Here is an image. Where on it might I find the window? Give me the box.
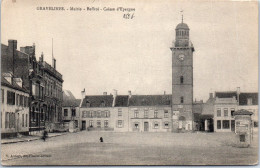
[154,122,159,129]
[5,112,9,128]
[7,91,15,105]
[224,108,228,117]
[89,120,93,127]
[100,101,105,107]
[222,120,230,129]
[180,96,184,104]
[180,76,184,84]
[231,109,235,117]
[217,109,221,117]
[22,114,24,127]
[64,109,68,116]
[247,98,253,105]
[20,95,24,106]
[97,120,101,127]
[117,120,123,128]
[90,111,93,118]
[41,108,44,121]
[72,109,76,117]
[82,111,87,118]
[164,122,169,129]
[164,110,168,118]
[104,120,109,127]
[86,101,90,107]
[154,110,158,118]
[105,111,110,117]
[134,123,139,129]
[217,120,221,129]
[25,114,28,127]
[144,110,148,118]
[1,89,4,103]
[118,109,122,117]
[240,134,245,142]
[134,110,139,118]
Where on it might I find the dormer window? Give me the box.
[100,101,105,107]
[247,98,253,105]
[86,101,90,107]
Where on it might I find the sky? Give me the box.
[1,0,258,101]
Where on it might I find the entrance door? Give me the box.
[144,122,149,132]
[82,121,86,130]
[231,120,235,132]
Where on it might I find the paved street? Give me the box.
[1,131,258,166]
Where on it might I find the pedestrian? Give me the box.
[42,129,48,142]
[100,137,103,142]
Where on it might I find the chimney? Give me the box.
[8,40,17,51]
[112,89,117,107]
[81,88,86,99]
[103,92,107,95]
[128,90,132,97]
[209,93,213,99]
[79,88,86,108]
[40,52,44,62]
[13,78,23,88]
[52,58,56,69]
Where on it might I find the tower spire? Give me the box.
[52,38,54,60]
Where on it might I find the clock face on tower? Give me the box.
[178,54,185,61]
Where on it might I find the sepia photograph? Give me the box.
[0,0,258,166]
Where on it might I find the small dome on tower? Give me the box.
[176,23,189,30]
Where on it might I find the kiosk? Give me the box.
[233,109,253,148]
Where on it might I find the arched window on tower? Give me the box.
[180,76,184,84]
[180,96,184,104]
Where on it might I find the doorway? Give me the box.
[231,120,235,132]
[144,122,149,132]
[82,121,86,130]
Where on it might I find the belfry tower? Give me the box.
[170,14,194,132]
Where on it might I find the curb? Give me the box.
[1,133,66,145]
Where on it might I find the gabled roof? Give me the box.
[239,92,258,105]
[81,95,114,108]
[1,75,29,93]
[114,95,129,107]
[129,95,171,106]
[62,99,81,107]
[215,91,237,99]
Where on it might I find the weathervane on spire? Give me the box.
[180,10,184,23]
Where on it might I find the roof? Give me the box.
[176,23,189,30]
[114,95,129,107]
[129,95,171,106]
[239,93,258,105]
[233,109,253,116]
[63,90,76,100]
[81,95,114,108]
[1,75,29,93]
[62,99,81,107]
[215,91,237,99]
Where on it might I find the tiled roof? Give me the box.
[62,99,81,107]
[215,91,237,99]
[129,95,171,106]
[114,95,129,107]
[233,109,253,115]
[239,93,258,105]
[81,95,114,108]
[1,75,29,93]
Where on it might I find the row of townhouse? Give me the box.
[1,39,63,137]
[62,88,258,133]
[62,90,172,132]
[194,89,258,133]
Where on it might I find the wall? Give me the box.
[1,85,29,137]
